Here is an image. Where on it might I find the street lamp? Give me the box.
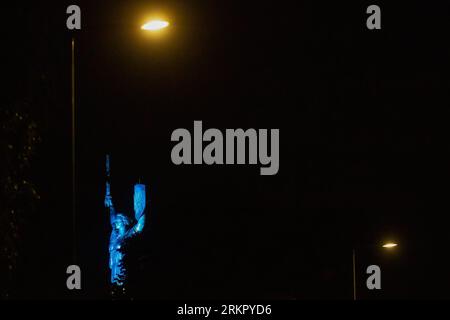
[352,242,398,300]
[382,242,398,249]
[141,19,170,31]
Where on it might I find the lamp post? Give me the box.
[71,37,76,263]
[352,249,356,300]
[352,242,398,300]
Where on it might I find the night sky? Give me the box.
[4,1,450,299]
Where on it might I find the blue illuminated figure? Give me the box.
[104,155,146,287]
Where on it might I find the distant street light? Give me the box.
[352,241,399,300]
[141,19,170,31]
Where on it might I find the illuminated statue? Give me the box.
[104,155,146,287]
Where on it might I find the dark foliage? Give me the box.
[0,101,41,298]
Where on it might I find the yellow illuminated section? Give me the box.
[141,20,169,31]
[382,242,398,249]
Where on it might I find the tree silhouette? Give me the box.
[0,100,41,298]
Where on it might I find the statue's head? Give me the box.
[113,213,131,236]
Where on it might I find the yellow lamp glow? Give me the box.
[382,242,398,249]
[141,20,169,31]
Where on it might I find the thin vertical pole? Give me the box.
[72,37,77,263]
[352,249,356,300]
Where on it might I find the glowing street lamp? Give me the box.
[141,19,170,31]
[382,242,398,249]
[352,241,399,300]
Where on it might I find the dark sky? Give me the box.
[5,1,450,299]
